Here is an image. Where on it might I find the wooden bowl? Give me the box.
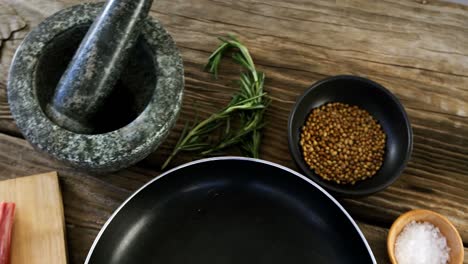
[387,209,464,264]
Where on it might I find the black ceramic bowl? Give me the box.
[288,75,412,197]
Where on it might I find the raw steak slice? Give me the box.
[0,203,15,264]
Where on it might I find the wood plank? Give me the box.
[0,172,67,264]
[358,222,390,263]
[1,132,467,264]
[0,0,466,263]
[151,0,468,242]
[0,2,26,49]
[0,133,153,264]
[0,133,393,263]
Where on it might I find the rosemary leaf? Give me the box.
[162,36,268,170]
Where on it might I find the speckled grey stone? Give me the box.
[8,3,184,171]
[51,0,153,133]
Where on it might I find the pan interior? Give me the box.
[87,159,373,264]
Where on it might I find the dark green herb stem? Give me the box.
[162,36,268,170]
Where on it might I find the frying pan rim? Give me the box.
[84,156,377,264]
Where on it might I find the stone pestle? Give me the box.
[47,0,154,134]
[8,1,184,171]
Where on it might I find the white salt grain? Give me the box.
[395,221,450,264]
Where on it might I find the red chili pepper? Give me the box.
[0,203,15,264]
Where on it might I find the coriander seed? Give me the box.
[300,102,386,185]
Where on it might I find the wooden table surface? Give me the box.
[1,0,467,263]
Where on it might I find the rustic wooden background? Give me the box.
[0,0,467,263]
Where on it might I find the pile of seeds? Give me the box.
[300,102,386,184]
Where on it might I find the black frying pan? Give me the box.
[85,157,376,264]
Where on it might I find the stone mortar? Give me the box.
[8,3,184,171]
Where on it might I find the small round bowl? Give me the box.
[387,209,464,264]
[288,75,412,196]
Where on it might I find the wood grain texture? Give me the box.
[0,0,467,263]
[0,3,26,49]
[0,133,155,264]
[0,172,67,264]
[0,134,463,263]
[0,133,400,264]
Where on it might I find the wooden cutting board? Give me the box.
[0,172,67,264]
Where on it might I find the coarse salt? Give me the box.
[395,221,450,264]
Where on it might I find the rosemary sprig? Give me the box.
[162,36,268,170]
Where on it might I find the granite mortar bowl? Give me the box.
[7,3,184,171]
[288,75,412,197]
